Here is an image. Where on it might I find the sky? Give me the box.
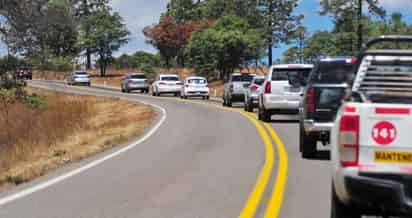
[1,0,412,59]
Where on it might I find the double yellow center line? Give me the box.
[217,107,289,218]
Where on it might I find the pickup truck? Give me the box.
[223,73,255,107]
[331,36,412,218]
[300,57,356,158]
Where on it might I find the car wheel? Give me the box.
[227,98,232,107]
[259,106,270,122]
[302,134,317,158]
[244,101,248,111]
[331,185,361,218]
[247,102,254,112]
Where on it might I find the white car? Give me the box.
[152,74,183,97]
[258,64,313,121]
[331,36,412,218]
[180,76,210,100]
[67,71,91,86]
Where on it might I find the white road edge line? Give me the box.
[0,90,167,207]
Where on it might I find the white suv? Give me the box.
[331,36,412,218]
[258,64,313,121]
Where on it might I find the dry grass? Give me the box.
[0,88,155,191]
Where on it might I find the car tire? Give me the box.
[227,98,232,107]
[244,101,248,111]
[331,185,361,218]
[259,106,270,122]
[247,101,254,112]
[302,133,317,158]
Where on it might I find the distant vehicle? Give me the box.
[258,64,313,122]
[223,73,256,107]
[180,76,210,100]
[15,67,32,80]
[244,75,265,112]
[67,71,91,86]
[152,74,183,97]
[121,73,149,93]
[331,35,412,218]
[300,57,356,158]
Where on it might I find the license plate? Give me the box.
[289,87,301,92]
[374,150,412,163]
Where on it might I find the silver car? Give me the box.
[223,73,256,107]
[244,75,265,112]
[121,73,149,93]
[67,71,91,86]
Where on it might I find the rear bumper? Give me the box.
[303,120,334,133]
[262,94,301,110]
[345,174,412,215]
[126,84,148,90]
[158,86,181,93]
[230,93,245,102]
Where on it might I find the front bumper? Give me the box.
[345,174,412,215]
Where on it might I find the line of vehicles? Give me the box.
[223,35,412,218]
[63,35,412,218]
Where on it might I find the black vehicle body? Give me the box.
[300,57,356,158]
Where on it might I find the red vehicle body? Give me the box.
[15,67,32,80]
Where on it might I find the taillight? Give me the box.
[305,88,315,114]
[265,82,271,94]
[251,85,259,91]
[339,115,359,167]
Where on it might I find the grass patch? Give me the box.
[0,88,155,190]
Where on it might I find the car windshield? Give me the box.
[188,79,206,84]
[232,74,254,82]
[162,76,179,81]
[130,74,146,79]
[254,78,265,85]
[311,62,354,84]
[272,68,312,85]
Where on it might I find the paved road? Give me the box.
[0,80,332,218]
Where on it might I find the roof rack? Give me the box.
[364,35,412,50]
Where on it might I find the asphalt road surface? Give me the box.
[0,80,331,218]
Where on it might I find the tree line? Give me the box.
[143,0,409,79]
[0,0,129,77]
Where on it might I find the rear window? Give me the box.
[161,76,179,81]
[272,68,312,85]
[355,55,412,104]
[130,74,146,79]
[188,79,207,84]
[232,74,254,82]
[253,78,265,85]
[311,62,354,84]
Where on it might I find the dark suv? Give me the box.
[300,57,357,158]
